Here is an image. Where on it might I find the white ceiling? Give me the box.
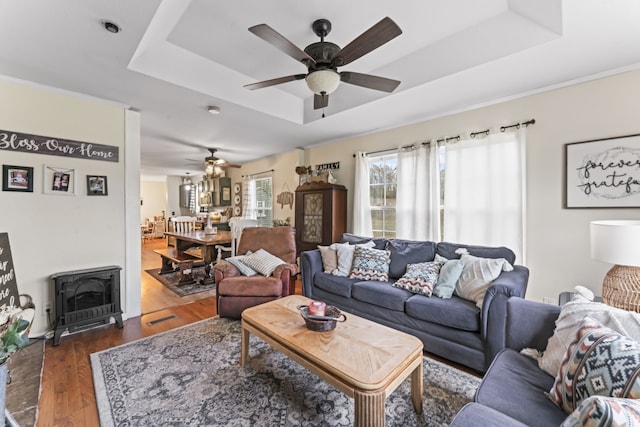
[1,0,639,178]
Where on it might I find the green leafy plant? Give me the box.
[0,315,30,365]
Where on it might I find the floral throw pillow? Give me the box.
[549,316,640,413]
[392,261,444,297]
[348,246,391,281]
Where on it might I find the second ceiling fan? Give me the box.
[244,17,402,110]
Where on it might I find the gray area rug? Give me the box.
[91,318,480,426]
[145,267,216,297]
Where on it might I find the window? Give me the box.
[368,154,397,237]
[243,175,273,227]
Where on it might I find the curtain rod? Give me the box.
[241,169,274,178]
[353,118,536,157]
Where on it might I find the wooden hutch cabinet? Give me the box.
[295,182,347,255]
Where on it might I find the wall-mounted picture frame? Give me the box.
[565,133,640,208]
[43,165,76,195]
[87,175,108,196]
[2,165,34,192]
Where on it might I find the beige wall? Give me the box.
[0,78,139,336]
[234,69,640,303]
[141,180,167,223]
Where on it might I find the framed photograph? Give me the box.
[2,165,34,192]
[565,133,640,208]
[44,165,76,195]
[87,175,108,196]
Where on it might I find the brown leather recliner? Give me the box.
[213,226,297,318]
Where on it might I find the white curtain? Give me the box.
[396,141,441,241]
[443,128,526,262]
[241,176,256,220]
[353,152,373,236]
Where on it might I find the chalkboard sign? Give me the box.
[0,233,21,310]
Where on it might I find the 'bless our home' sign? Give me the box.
[0,129,119,162]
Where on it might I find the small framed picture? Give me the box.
[2,165,34,192]
[87,175,108,196]
[43,165,76,195]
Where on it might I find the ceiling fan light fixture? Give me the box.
[305,70,340,95]
[205,163,215,175]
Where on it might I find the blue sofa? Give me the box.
[450,298,567,426]
[300,234,530,372]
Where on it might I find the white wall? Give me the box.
[0,78,138,336]
[141,180,167,223]
[235,70,640,303]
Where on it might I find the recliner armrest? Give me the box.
[213,260,241,283]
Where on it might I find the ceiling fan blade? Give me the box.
[340,71,400,93]
[314,93,329,110]
[218,162,242,168]
[249,24,316,65]
[331,17,402,67]
[244,74,306,90]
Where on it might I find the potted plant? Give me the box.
[0,305,31,417]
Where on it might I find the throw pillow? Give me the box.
[561,396,640,427]
[225,255,258,276]
[240,249,285,277]
[317,245,338,274]
[432,254,464,299]
[548,316,640,413]
[454,248,513,308]
[330,241,375,276]
[349,246,391,281]
[392,261,443,296]
[538,298,640,377]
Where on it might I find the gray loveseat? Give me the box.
[450,298,566,426]
[300,234,530,372]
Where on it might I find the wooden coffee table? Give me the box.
[241,295,424,427]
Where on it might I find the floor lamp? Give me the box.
[590,220,640,312]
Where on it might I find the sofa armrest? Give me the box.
[481,265,530,368]
[301,250,323,298]
[505,298,560,352]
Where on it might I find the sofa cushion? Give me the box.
[433,254,464,298]
[561,396,640,427]
[436,241,516,265]
[386,239,436,279]
[351,281,412,312]
[330,241,375,276]
[349,246,391,281]
[476,349,567,426]
[340,233,387,249]
[539,297,640,377]
[454,249,513,308]
[317,245,338,273]
[451,403,529,427]
[392,261,443,297]
[405,294,480,331]
[549,317,640,413]
[313,272,357,298]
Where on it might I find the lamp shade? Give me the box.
[305,70,340,95]
[590,220,640,267]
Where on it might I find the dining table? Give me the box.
[163,230,232,265]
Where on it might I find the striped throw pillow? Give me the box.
[240,249,285,277]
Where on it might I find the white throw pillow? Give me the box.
[329,241,375,276]
[240,249,285,277]
[454,248,513,308]
[317,245,338,274]
[537,296,640,377]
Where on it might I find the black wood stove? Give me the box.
[51,265,123,346]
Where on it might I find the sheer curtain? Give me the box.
[443,128,526,262]
[396,141,441,241]
[353,152,373,236]
[241,176,256,220]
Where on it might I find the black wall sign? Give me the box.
[0,129,119,162]
[0,233,21,310]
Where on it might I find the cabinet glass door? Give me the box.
[303,193,323,243]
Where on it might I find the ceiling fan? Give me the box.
[244,17,402,110]
[187,148,241,175]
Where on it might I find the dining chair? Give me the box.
[170,216,197,233]
[215,218,258,263]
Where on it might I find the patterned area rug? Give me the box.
[91,318,480,426]
[145,267,216,297]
